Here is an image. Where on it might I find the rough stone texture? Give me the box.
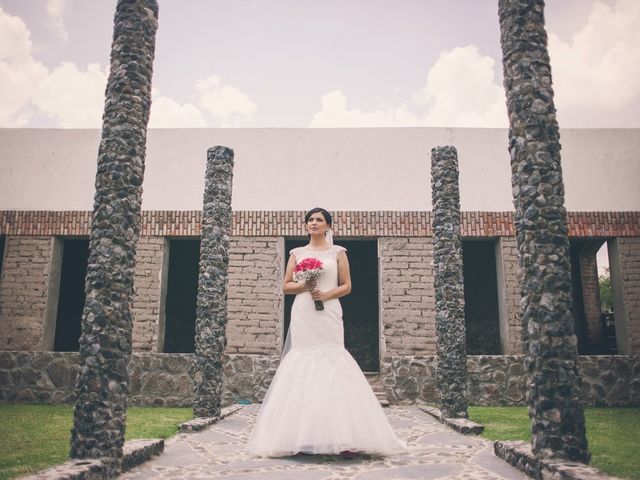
[0,237,57,351]
[21,458,106,480]
[132,236,167,352]
[496,237,523,354]
[69,0,158,475]
[431,145,469,418]
[128,353,193,406]
[121,439,165,473]
[495,440,625,480]
[419,404,485,435]
[578,355,640,406]
[499,0,590,462]
[2,351,638,408]
[191,146,235,418]
[226,236,283,354]
[379,237,436,355]
[466,356,529,406]
[0,351,282,406]
[179,404,242,432]
[380,355,437,403]
[220,352,280,405]
[22,439,164,480]
[379,354,640,407]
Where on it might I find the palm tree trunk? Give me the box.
[69,0,158,475]
[431,145,468,418]
[498,0,590,462]
[191,146,235,418]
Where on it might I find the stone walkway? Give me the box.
[120,405,529,480]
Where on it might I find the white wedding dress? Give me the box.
[246,244,406,457]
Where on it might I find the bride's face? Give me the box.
[306,212,329,235]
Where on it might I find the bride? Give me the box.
[246,207,406,457]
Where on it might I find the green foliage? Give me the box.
[468,406,640,480]
[0,404,192,480]
[599,268,613,312]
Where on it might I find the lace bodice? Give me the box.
[290,244,347,291]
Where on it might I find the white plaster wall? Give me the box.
[0,128,638,212]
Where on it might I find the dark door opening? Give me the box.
[54,239,89,352]
[284,238,380,372]
[462,240,501,355]
[164,239,200,353]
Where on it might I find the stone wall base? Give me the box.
[0,351,279,407]
[380,355,640,406]
[21,439,164,480]
[1,351,638,407]
[494,440,624,480]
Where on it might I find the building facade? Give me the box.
[1,128,639,406]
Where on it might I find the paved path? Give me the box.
[120,405,529,480]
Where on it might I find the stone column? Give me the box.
[498,0,589,462]
[69,0,158,475]
[191,146,234,418]
[431,145,468,418]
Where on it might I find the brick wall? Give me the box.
[3,210,640,238]
[618,238,640,353]
[131,236,168,352]
[0,237,59,351]
[496,237,521,354]
[579,244,604,346]
[226,237,283,354]
[379,237,436,355]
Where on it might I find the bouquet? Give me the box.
[293,257,324,311]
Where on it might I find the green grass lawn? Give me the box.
[0,404,192,480]
[469,406,640,480]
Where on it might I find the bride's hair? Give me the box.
[304,207,332,227]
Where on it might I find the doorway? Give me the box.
[54,238,89,352]
[462,240,501,354]
[283,238,380,372]
[163,239,200,353]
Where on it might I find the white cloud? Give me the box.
[0,8,249,130]
[0,7,48,127]
[310,90,421,127]
[195,75,257,127]
[149,92,208,128]
[46,0,69,42]
[310,45,507,128]
[32,62,108,128]
[415,45,507,127]
[549,0,640,126]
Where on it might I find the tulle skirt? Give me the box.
[245,344,406,457]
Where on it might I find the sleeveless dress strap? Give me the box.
[289,246,304,257]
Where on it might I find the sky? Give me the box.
[0,0,639,129]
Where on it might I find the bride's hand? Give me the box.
[306,279,317,291]
[310,289,330,302]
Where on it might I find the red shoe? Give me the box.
[339,450,357,459]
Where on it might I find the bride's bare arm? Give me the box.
[283,254,311,294]
[310,250,352,302]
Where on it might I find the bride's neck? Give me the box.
[308,234,329,248]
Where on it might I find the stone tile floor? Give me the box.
[119,405,529,479]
